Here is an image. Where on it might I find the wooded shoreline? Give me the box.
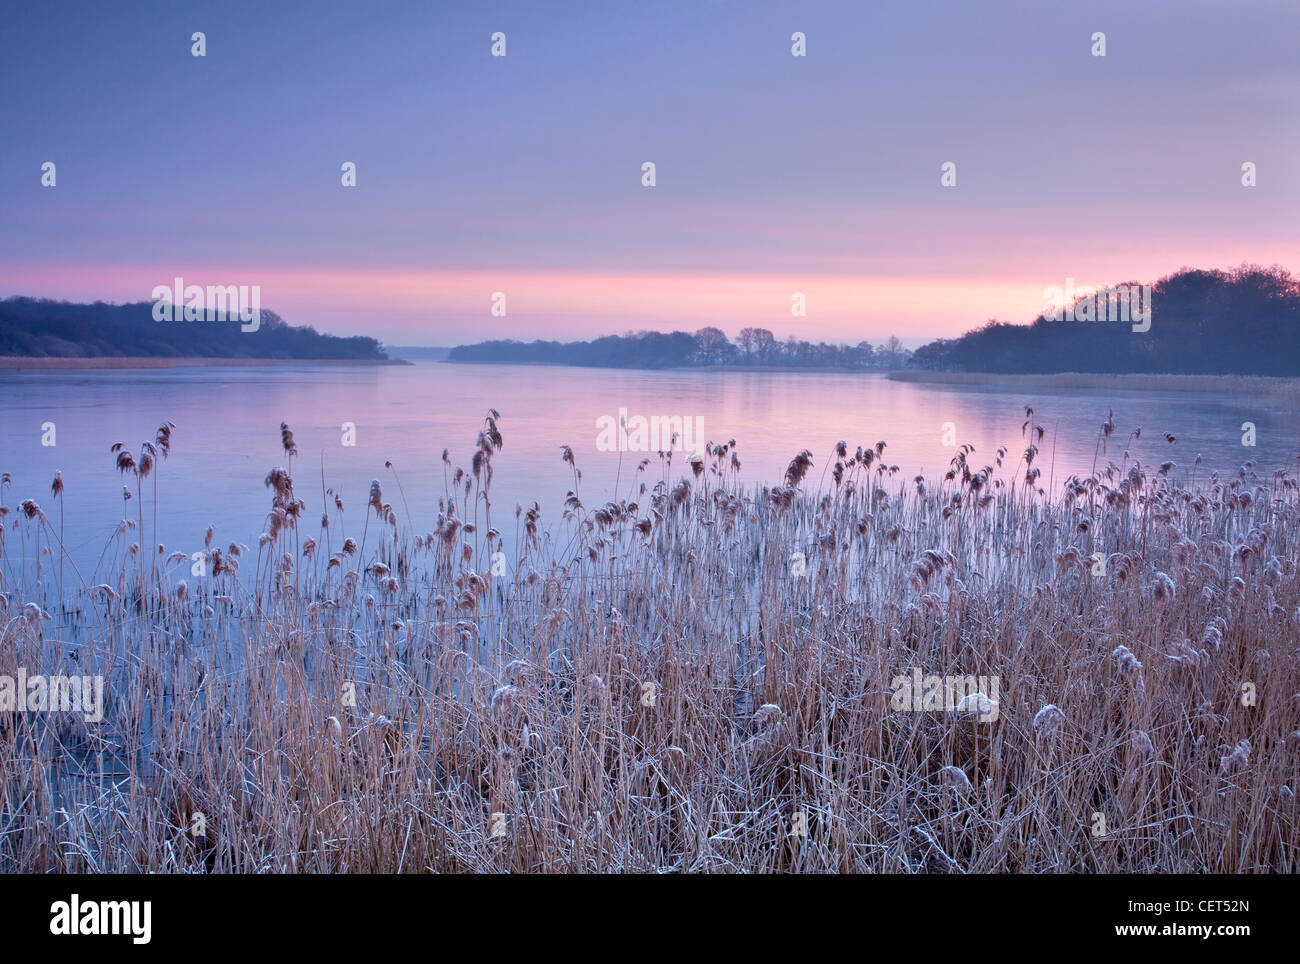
[889,369,1300,399]
[0,356,411,371]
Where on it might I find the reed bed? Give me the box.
[0,409,1296,873]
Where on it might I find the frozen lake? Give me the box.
[1,361,1295,582]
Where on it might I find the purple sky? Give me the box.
[2,0,1297,345]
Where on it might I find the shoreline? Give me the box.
[446,358,904,374]
[889,369,1300,399]
[0,356,411,372]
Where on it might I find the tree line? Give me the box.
[0,298,389,361]
[449,327,914,370]
[910,265,1300,375]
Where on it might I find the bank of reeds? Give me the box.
[0,409,1296,872]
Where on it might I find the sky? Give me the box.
[1,0,1297,346]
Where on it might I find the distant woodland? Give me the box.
[0,298,389,361]
[8,264,1294,375]
[909,265,1299,375]
[449,265,1299,376]
[450,329,914,370]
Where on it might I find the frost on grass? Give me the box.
[0,411,1297,873]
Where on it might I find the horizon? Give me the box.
[0,259,1276,353]
[3,0,1297,345]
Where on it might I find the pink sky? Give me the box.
[3,2,1298,346]
[6,238,1299,346]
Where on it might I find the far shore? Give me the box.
[446,358,909,374]
[0,356,411,372]
[889,369,1300,399]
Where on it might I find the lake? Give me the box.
[1,362,1296,583]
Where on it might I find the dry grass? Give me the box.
[0,409,1296,873]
